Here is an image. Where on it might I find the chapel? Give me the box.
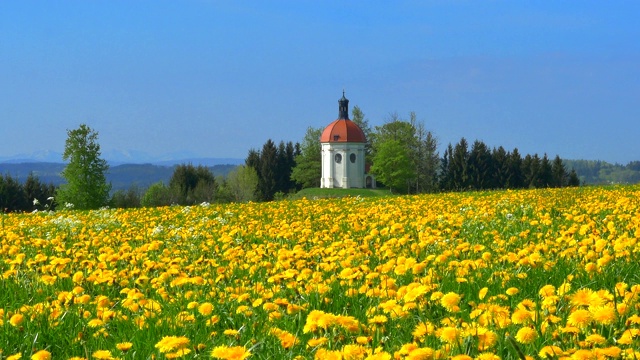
[320,93,375,189]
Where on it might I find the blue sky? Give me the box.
[1,1,639,164]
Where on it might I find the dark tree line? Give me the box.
[246,140,301,201]
[440,138,580,191]
[0,173,57,212]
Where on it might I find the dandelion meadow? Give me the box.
[1,185,639,359]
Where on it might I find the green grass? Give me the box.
[288,187,393,200]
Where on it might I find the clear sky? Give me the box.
[1,1,639,164]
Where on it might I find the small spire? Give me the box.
[338,91,349,119]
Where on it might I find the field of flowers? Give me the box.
[1,185,639,359]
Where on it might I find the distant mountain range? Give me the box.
[0,162,241,191]
[0,149,244,166]
[0,150,244,191]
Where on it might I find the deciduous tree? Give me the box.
[371,139,415,193]
[291,127,322,189]
[56,124,111,209]
[224,165,259,202]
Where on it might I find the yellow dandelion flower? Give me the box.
[210,345,251,360]
[567,309,591,328]
[506,287,519,296]
[40,274,57,285]
[91,350,114,360]
[368,315,388,324]
[571,349,595,360]
[403,284,430,302]
[539,345,564,359]
[406,347,435,360]
[307,337,329,347]
[514,327,537,344]
[223,329,240,336]
[590,305,616,325]
[511,309,532,324]
[116,342,133,351]
[617,302,629,315]
[627,314,640,325]
[166,348,191,359]
[596,347,621,358]
[570,288,597,307]
[412,322,434,338]
[87,319,104,328]
[342,344,367,359]
[314,348,342,360]
[439,326,459,344]
[476,328,498,350]
[9,313,24,327]
[478,287,489,300]
[560,326,580,334]
[450,355,472,360]
[30,350,51,360]
[476,353,500,360]
[154,336,190,353]
[7,354,22,360]
[364,351,392,360]
[270,328,298,349]
[584,334,606,345]
[440,292,461,312]
[538,285,555,298]
[142,299,162,312]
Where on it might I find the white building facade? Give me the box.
[320,93,375,189]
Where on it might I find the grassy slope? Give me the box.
[289,187,393,200]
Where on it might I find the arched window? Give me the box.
[335,153,342,164]
[350,153,356,163]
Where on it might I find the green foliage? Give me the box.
[23,174,57,211]
[551,155,568,187]
[467,140,493,190]
[450,138,470,190]
[0,174,28,212]
[258,139,278,201]
[141,182,172,207]
[369,114,439,194]
[371,139,415,193]
[246,139,299,201]
[0,173,56,212]
[110,184,142,208]
[56,124,111,210]
[411,115,440,193]
[168,164,218,205]
[222,165,259,202]
[351,105,373,162]
[441,140,581,191]
[291,127,322,189]
[563,159,640,184]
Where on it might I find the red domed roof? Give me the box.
[320,119,367,143]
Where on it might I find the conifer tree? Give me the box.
[551,155,568,187]
[467,140,492,190]
[492,146,509,189]
[538,154,554,188]
[506,148,525,189]
[450,138,470,190]
[258,139,278,201]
